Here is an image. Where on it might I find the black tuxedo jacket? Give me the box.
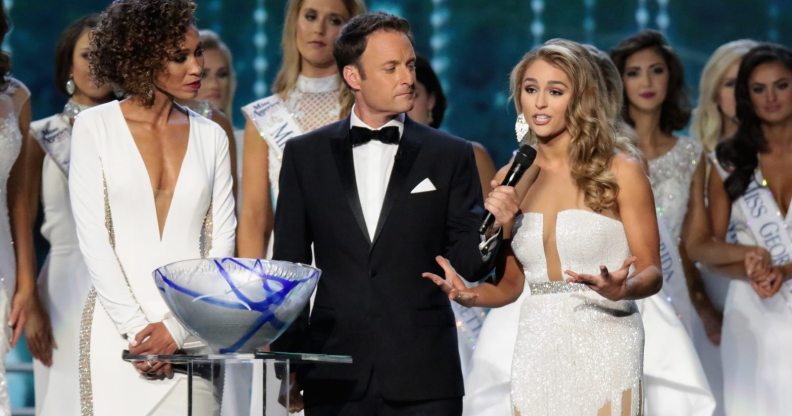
[271,116,496,404]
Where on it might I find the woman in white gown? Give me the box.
[705,43,792,416]
[424,40,662,416]
[610,30,714,415]
[0,64,37,416]
[28,15,115,415]
[237,0,366,258]
[70,1,236,414]
[686,39,759,416]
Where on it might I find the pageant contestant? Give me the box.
[611,30,714,414]
[69,0,236,413]
[28,15,114,416]
[707,43,792,416]
[237,0,365,258]
[686,38,759,415]
[0,1,37,413]
[426,40,661,415]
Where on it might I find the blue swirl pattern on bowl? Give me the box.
[154,258,320,353]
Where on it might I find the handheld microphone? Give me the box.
[478,145,537,234]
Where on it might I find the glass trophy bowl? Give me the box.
[153,258,320,353]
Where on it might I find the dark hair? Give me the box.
[90,0,196,107]
[415,55,446,128]
[333,12,412,86]
[716,43,792,201]
[55,14,101,96]
[0,0,11,89]
[610,29,690,135]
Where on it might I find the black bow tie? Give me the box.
[349,126,400,147]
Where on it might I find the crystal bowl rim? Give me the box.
[153,257,321,277]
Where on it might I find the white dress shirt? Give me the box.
[349,106,404,240]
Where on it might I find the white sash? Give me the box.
[656,213,693,332]
[241,95,304,158]
[711,157,792,309]
[31,115,71,176]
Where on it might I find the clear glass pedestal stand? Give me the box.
[123,350,352,415]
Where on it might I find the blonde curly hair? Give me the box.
[510,40,620,212]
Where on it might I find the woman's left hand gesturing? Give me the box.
[564,256,638,301]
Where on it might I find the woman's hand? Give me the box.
[278,373,304,413]
[129,322,178,379]
[483,180,520,231]
[745,250,784,298]
[697,304,723,346]
[750,266,783,299]
[8,285,32,347]
[24,296,55,366]
[564,256,638,301]
[745,248,772,283]
[422,256,479,307]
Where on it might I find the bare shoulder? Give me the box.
[611,152,648,183]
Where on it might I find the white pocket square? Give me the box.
[411,178,436,194]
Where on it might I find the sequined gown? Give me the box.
[0,78,29,415]
[641,138,715,415]
[510,210,644,416]
[69,101,236,415]
[647,137,701,330]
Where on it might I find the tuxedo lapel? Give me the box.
[330,119,370,244]
[371,119,422,249]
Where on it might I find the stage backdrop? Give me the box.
[5,0,792,413]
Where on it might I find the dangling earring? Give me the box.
[66,75,76,96]
[426,109,434,125]
[515,113,529,143]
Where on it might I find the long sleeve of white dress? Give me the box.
[69,116,150,343]
[207,125,236,258]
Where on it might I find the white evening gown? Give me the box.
[0,78,29,416]
[721,167,792,416]
[642,137,715,415]
[30,111,91,415]
[69,101,236,415]
[510,210,644,416]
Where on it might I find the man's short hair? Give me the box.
[333,12,413,81]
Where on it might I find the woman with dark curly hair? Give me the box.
[68,0,235,414]
[238,0,365,258]
[26,14,114,415]
[0,0,37,414]
[704,43,792,415]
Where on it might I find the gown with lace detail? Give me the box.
[510,210,644,416]
[0,78,29,415]
[255,74,341,200]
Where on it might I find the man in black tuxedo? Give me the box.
[272,12,513,416]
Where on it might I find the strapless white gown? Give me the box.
[510,210,644,415]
